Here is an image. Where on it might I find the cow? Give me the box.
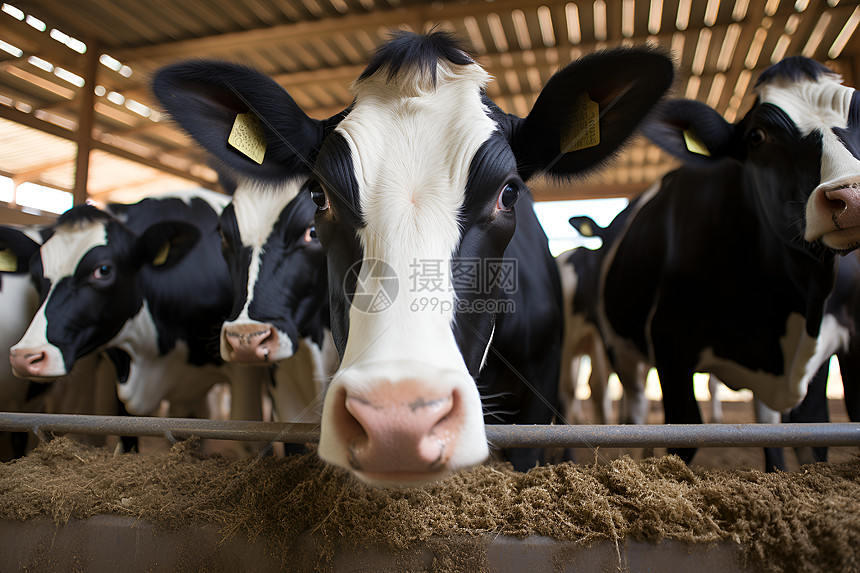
[152,31,675,486]
[594,56,860,464]
[0,225,124,458]
[0,225,43,458]
[9,192,268,424]
[557,212,647,428]
[213,178,337,424]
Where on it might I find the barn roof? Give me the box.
[0,0,857,220]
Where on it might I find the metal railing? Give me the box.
[1,412,860,449]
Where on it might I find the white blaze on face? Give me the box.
[317,60,497,479]
[220,179,306,362]
[758,74,860,247]
[12,221,108,374]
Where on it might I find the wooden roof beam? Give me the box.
[0,104,216,189]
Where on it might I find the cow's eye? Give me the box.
[496,183,519,212]
[747,128,767,147]
[303,226,316,243]
[93,264,112,280]
[309,183,329,211]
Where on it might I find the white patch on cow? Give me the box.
[697,312,848,412]
[759,74,860,245]
[41,220,107,284]
[0,273,40,406]
[220,180,306,362]
[318,59,496,480]
[113,302,230,415]
[270,336,329,423]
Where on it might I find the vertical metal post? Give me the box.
[73,40,98,206]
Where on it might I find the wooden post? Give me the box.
[73,40,98,205]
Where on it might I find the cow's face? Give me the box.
[310,34,672,485]
[643,57,860,253]
[10,207,197,380]
[151,33,673,486]
[757,71,859,251]
[219,179,327,364]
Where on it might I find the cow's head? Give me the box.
[217,182,327,363]
[152,62,338,366]
[643,56,860,253]
[152,32,673,485]
[9,205,199,381]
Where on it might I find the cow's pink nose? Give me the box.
[222,322,276,363]
[333,381,463,477]
[10,348,47,378]
[822,185,860,229]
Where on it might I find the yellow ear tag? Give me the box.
[561,93,601,153]
[579,221,594,237]
[228,112,267,164]
[683,129,710,156]
[152,242,170,266]
[0,249,17,272]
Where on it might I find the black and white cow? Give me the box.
[9,192,267,420]
[595,56,860,463]
[0,225,124,458]
[0,225,44,458]
[153,32,674,485]
[153,63,341,423]
[216,180,338,423]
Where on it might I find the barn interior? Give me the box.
[1,0,856,404]
[1,0,856,215]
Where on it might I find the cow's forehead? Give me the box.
[231,180,304,248]
[336,62,497,242]
[757,75,854,135]
[41,221,107,283]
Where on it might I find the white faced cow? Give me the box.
[9,192,267,420]
[594,56,860,464]
[153,32,673,486]
[152,63,342,424]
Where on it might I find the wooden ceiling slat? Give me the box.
[146,0,217,38]
[24,1,125,47]
[267,0,306,22]
[85,0,166,45]
[243,0,286,26]
[208,0,265,30]
[181,0,238,32]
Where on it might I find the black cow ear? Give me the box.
[568,216,602,239]
[134,221,200,270]
[640,99,739,163]
[511,47,674,181]
[152,61,343,183]
[0,226,41,273]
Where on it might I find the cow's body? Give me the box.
[597,57,860,462]
[152,32,674,485]
[10,192,267,420]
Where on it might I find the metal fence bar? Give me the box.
[1,412,860,449]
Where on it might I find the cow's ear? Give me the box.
[511,47,674,181]
[152,61,342,183]
[133,221,200,270]
[640,99,739,163]
[568,216,602,239]
[0,226,41,273]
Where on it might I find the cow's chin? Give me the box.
[819,226,860,253]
